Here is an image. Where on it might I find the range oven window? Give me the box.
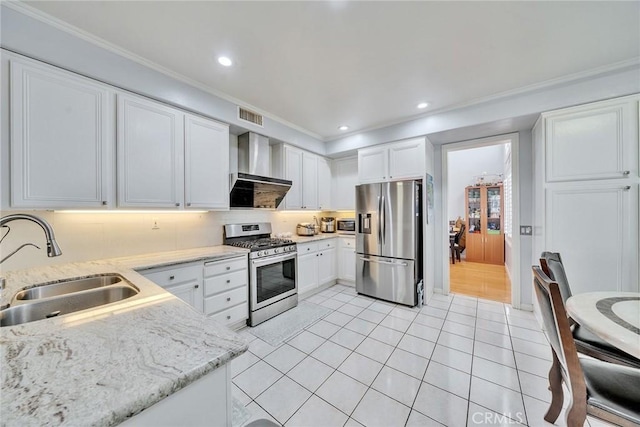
[255,257,296,304]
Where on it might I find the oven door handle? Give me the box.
[251,252,297,267]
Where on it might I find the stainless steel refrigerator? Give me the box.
[355,180,423,306]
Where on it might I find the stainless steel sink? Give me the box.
[1,275,139,327]
[15,274,123,300]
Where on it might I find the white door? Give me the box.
[117,94,184,208]
[318,247,337,285]
[302,152,318,209]
[184,114,229,209]
[388,138,425,180]
[297,251,318,295]
[317,157,332,211]
[546,182,638,293]
[165,280,204,312]
[332,157,358,210]
[358,147,388,183]
[284,146,303,209]
[544,98,638,182]
[10,60,114,208]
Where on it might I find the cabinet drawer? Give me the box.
[142,263,201,288]
[204,257,246,277]
[297,242,319,254]
[340,238,355,248]
[204,270,247,296]
[209,303,248,326]
[318,239,337,250]
[205,287,247,315]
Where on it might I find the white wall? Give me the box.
[446,145,505,221]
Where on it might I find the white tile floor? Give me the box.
[232,285,612,427]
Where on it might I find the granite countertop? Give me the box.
[291,233,354,243]
[0,246,250,426]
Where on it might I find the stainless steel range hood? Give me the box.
[230,132,292,209]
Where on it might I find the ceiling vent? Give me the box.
[238,107,264,127]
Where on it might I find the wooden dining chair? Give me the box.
[532,266,640,427]
[540,251,640,369]
[451,224,466,263]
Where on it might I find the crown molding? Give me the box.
[3,1,324,141]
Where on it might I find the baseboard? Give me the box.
[519,303,534,312]
[336,279,355,287]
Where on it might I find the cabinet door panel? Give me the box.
[297,251,318,295]
[317,157,332,210]
[318,247,337,285]
[332,157,358,210]
[358,148,387,183]
[545,100,637,182]
[284,146,303,209]
[302,153,318,209]
[10,60,113,208]
[388,139,425,180]
[546,184,637,293]
[165,280,203,312]
[117,94,184,207]
[185,114,229,209]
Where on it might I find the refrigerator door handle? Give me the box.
[377,196,382,243]
[359,257,408,267]
[381,195,386,245]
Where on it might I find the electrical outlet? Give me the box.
[152,218,160,230]
[520,225,532,236]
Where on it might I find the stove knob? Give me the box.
[256,251,262,257]
[275,248,280,254]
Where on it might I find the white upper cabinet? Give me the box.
[273,144,331,210]
[117,93,185,208]
[544,96,638,182]
[317,157,332,211]
[184,114,229,209]
[358,146,388,183]
[10,59,114,208]
[332,156,358,210]
[358,138,425,183]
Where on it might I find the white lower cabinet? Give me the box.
[141,262,203,312]
[338,237,356,283]
[203,257,248,327]
[140,255,248,326]
[297,239,337,296]
[121,364,231,427]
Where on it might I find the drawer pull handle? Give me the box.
[226,279,231,283]
[623,170,630,176]
[226,266,231,270]
[175,203,180,207]
[226,315,231,320]
[226,297,231,302]
[194,284,199,289]
[169,275,175,280]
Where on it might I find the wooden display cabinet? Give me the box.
[464,185,504,264]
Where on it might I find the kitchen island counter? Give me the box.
[0,246,249,426]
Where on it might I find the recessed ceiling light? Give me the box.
[417,102,429,109]
[338,125,349,131]
[218,56,233,67]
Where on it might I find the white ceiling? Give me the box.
[25,1,640,140]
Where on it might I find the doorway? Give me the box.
[441,133,520,307]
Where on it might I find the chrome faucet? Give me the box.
[0,214,63,264]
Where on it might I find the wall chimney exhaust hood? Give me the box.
[230,132,292,209]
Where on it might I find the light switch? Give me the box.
[520,225,532,236]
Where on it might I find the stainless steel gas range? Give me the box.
[224,223,297,326]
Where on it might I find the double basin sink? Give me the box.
[0,274,139,327]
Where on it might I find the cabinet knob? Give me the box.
[227,297,231,302]
[169,275,175,280]
[316,254,319,257]
[194,284,199,289]
[226,266,231,270]
[175,202,181,207]
[187,202,192,207]
[226,279,230,283]
[226,315,231,320]
[623,170,630,176]
[102,201,107,206]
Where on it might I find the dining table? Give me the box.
[566,291,640,359]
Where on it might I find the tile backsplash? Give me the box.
[0,209,353,272]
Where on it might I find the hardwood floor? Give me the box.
[449,260,511,303]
